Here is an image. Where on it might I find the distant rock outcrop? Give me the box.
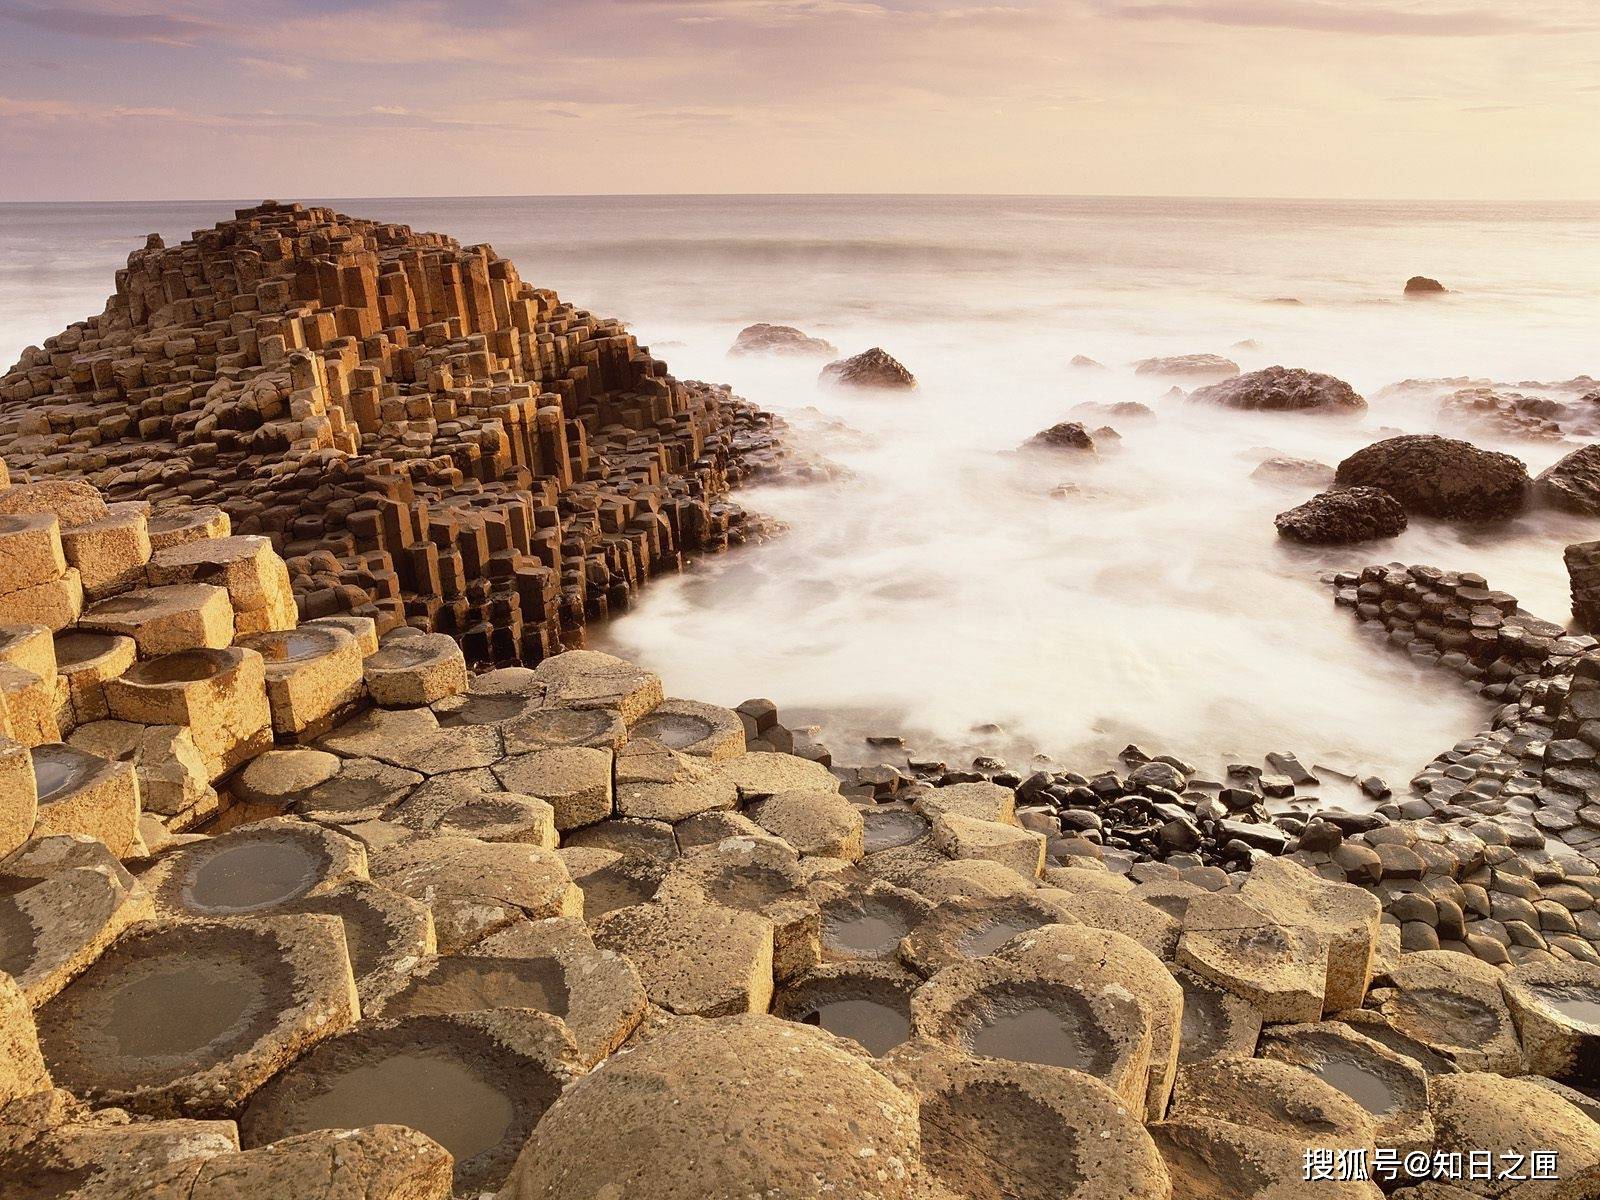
[1132,354,1239,379]
[728,324,837,358]
[1334,434,1530,521]
[1251,456,1334,487]
[1190,367,1365,415]
[1070,355,1105,369]
[1275,487,1407,544]
[819,348,916,390]
[1535,444,1600,515]
[1404,276,1447,295]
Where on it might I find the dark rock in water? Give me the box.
[1405,276,1447,295]
[1334,434,1530,521]
[1275,487,1407,545]
[1264,297,1302,305]
[1566,541,1600,632]
[1535,444,1600,515]
[819,348,916,390]
[1027,421,1097,453]
[1190,366,1365,415]
[729,323,837,358]
[1132,354,1239,379]
[1070,355,1104,368]
[1251,456,1334,487]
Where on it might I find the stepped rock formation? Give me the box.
[0,201,779,668]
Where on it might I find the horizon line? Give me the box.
[3,191,1599,207]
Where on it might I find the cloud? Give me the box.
[1096,0,1595,37]
[238,56,308,79]
[0,2,225,46]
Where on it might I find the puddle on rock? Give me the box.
[971,1004,1095,1072]
[959,916,1043,958]
[287,1050,515,1163]
[181,838,324,914]
[98,956,264,1062]
[30,746,97,801]
[822,904,911,958]
[630,712,714,749]
[1315,1058,1402,1116]
[1531,984,1600,1028]
[800,998,911,1056]
[862,806,930,853]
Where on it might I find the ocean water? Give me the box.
[4,195,1598,791]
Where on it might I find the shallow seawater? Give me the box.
[5,195,1599,786]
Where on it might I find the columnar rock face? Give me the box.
[0,201,779,668]
[1568,541,1600,632]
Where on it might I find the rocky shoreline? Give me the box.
[0,207,1597,1198]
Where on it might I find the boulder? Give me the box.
[1191,366,1366,415]
[728,323,837,357]
[1027,421,1097,453]
[1535,444,1600,515]
[497,1014,924,1200]
[819,347,917,390]
[1275,487,1407,544]
[1405,275,1447,294]
[1333,434,1530,521]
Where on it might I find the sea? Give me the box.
[3,194,1598,794]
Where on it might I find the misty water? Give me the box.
[4,195,1598,791]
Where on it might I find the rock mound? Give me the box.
[1133,354,1239,379]
[1250,456,1333,487]
[1405,276,1447,295]
[1190,367,1365,415]
[728,323,837,358]
[819,347,917,390]
[1333,434,1530,521]
[1535,444,1600,515]
[1275,487,1407,545]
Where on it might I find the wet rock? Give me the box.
[728,323,838,357]
[819,347,917,390]
[1405,275,1447,294]
[1026,421,1097,453]
[1500,960,1600,1085]
[1275,487,1407,544]
[1364,950,1524,1073]
[1334,434,1530,521]
[1191,366,1365,415]
[1536,444,1600,515]
[1258,1020,1432,1153]
[1566,540,1600,632]
[497,1014,923,1200]
[1169,1055,1375,1150]
[774,960,918,1057]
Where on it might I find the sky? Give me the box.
[0,0,1597,201]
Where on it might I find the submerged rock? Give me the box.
[1250,456,1334,487]
[1535,443,1600,515]
[1133,354,1240,379]
[819,347,917,390]
[1275,487,1407,544]
[727,323,837,358]
[1333,434,1530,521]
[1190,366,1365,415]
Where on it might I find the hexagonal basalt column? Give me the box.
[28,744,140,857]
[628,698,746,759]
[145,534,296,637]
[34,914,359,1118]
[104,646,271,782]
[0,737,36,856]
[238,625,365,740]
[138,818,368,920]
[1501,960,1600,1084]
[53,630,136,725]
[362,633,467,707]
[240,1010,580,1195]
[80,583,234,657]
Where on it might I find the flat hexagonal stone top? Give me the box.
[241,1010,579,1195]
[35,915,358,1118]
[139,818,366,919]
[496,1014,922,1200]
